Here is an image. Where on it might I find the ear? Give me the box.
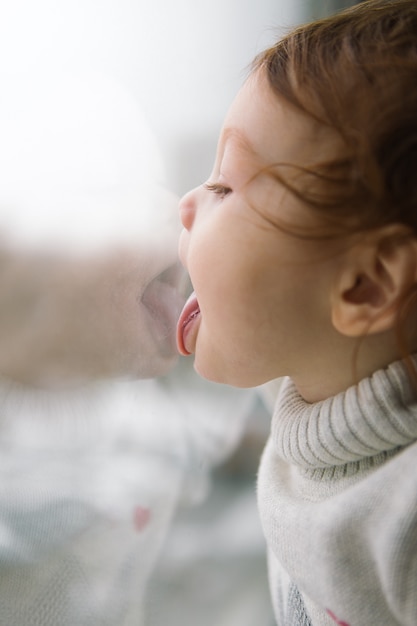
[331,225,417,337]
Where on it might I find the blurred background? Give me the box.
[0,1,361,625]
[0,0,358,199]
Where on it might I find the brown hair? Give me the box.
[253,0,417,238]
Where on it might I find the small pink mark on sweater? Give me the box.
[133,506,151,531]
[326,609,350,626]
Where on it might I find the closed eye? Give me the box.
[204,182,232,199]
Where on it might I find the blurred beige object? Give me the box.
[0,234,184,387]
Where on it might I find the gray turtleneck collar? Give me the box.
[270,357,417,470]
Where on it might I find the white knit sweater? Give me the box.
[257,358,417,626]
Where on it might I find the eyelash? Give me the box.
[204,182,232,199]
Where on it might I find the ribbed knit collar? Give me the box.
[271,357,417,469]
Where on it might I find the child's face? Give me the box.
[177,72,346,389]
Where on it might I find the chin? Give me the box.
[194,358,223,384]
[193,359,256,389]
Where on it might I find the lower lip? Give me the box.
[176,291,200,356]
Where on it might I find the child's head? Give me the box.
[177,0,417,401]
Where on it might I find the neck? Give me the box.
[292,332,408,403]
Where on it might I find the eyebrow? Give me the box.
[220,126,260,160]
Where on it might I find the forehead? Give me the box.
[220,71,336,171]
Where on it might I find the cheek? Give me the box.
[186,220,225,282]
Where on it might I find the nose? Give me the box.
[179,187,198,231]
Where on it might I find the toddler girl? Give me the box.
[177,1,417,624]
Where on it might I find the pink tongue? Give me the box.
[176,291,200,356]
